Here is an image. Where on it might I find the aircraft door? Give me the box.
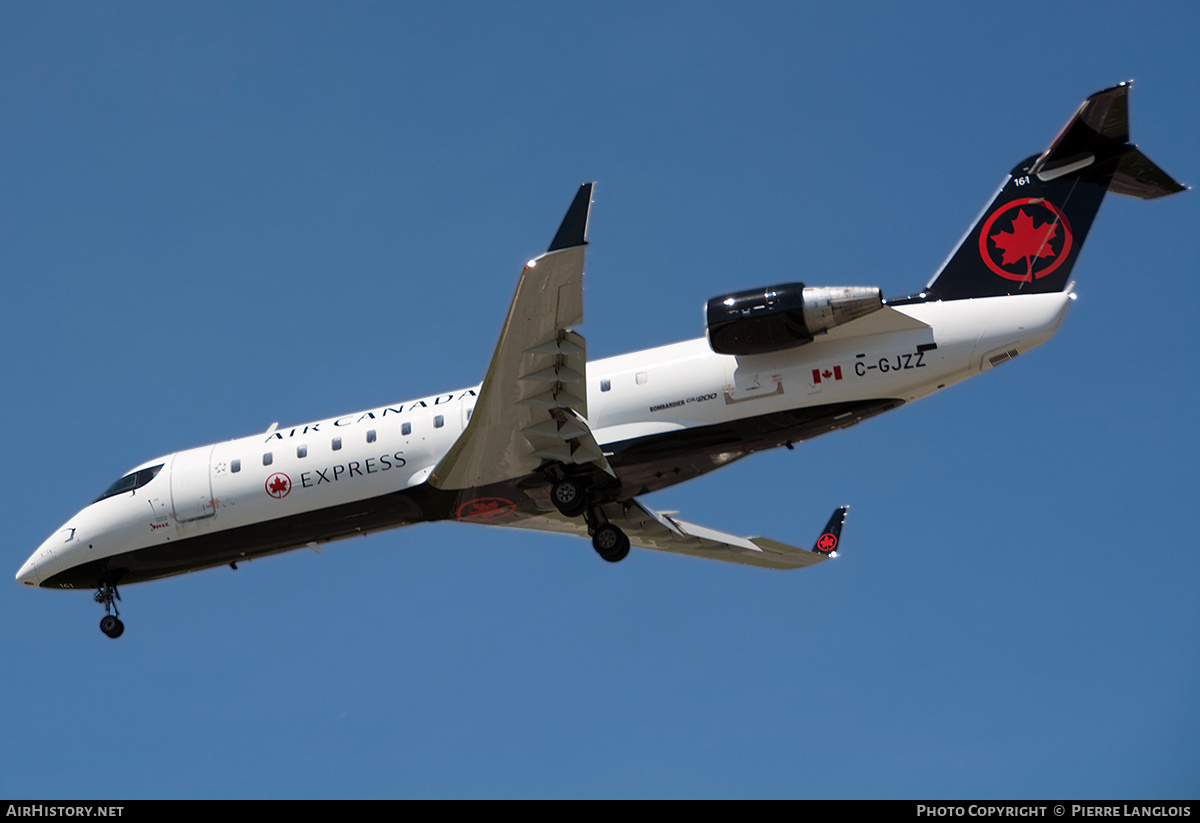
[170,445,217,523]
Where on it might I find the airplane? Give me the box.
[16,83,1183,638]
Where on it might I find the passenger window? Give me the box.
[297,445,307,458]
[401,422,411,436]
[231,459,241,473]
[433,415,444,428]
[636,372,648,385]
[367,430,377,443]
[332,437,342,451]
[263,452,273,466]
[600,379,611,392]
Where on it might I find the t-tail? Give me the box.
[923,83,1185,301]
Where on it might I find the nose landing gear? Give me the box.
[94,582,124,639]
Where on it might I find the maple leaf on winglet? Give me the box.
[990,208,1059,268]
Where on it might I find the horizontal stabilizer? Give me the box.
[1110,148,1186,199]
[1032,83,1133,174]
[1033,84,1184,199]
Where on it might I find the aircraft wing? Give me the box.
[430,184,612,491]
[496,499,847,570]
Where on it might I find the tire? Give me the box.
[551,479,589,518]
[592,524,630,563]
[100,615,124,639]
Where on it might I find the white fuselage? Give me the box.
[16,291,1070,589]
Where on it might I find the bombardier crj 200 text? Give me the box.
[17,84,1184,638]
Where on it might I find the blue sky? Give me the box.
[2,1,1197,799]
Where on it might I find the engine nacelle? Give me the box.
[706,283,884,355]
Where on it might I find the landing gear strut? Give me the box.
[95,582,124,639]
[546,466,630,563]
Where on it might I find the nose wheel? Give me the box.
[94,582,124,639]
[100,614,124,638]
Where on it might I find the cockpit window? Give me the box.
[94,464,163,503]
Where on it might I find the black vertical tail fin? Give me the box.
[925,83,1184,301]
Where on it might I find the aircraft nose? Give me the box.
[16,533,64,588]
[16,553,43,587]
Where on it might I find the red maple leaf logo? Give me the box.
[265,473,291,499]
[455,497,516,521]
[979,199,1074,282]
[816,533,838,552]
[990,209,1059,268]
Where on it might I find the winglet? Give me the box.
[547,183,594,252]
[812,506,848,556]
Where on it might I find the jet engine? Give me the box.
[705,283,884,355]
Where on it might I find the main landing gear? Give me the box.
[550,478,590,518]
[549,476,630,563]
[591,523,630,563]
[95,582,124,639]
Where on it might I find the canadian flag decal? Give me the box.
[812,366,843,384]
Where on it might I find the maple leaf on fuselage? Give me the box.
[990,208,1059,268]
[269,477,288,494]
